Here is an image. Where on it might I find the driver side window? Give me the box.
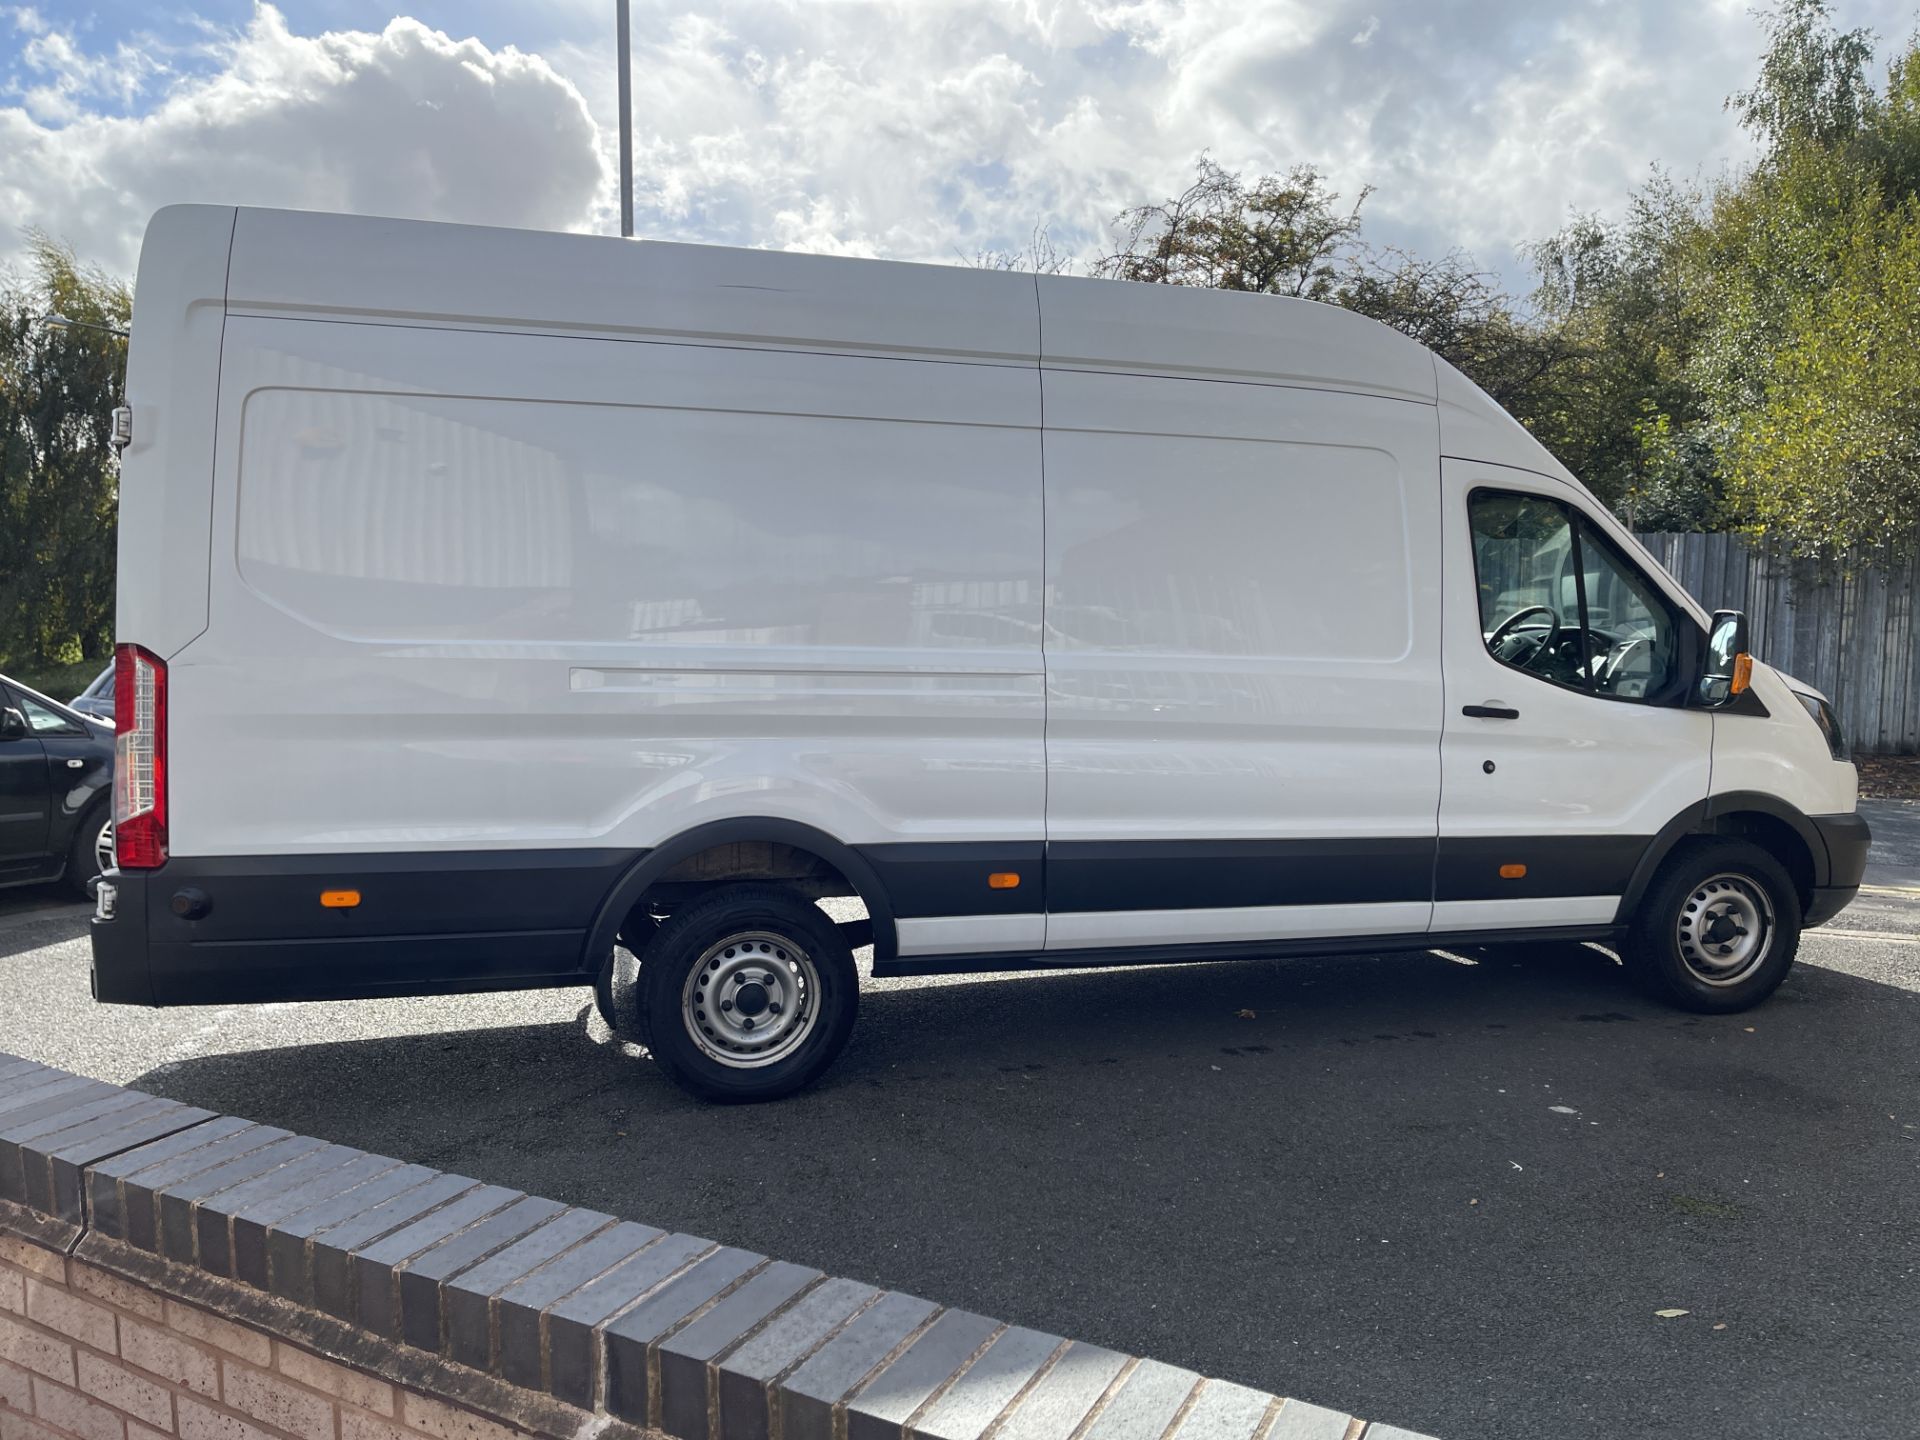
[1468,489,1680,702]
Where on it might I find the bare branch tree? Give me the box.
[965,223,1076,275]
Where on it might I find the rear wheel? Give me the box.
[1623,838,1801,1013]
[65,805,112,900]
[635,884,858,1102]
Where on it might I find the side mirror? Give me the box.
[1699,610,1753,707]
[0,707,26,740]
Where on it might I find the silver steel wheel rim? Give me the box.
[1676,872,1774,986]
[681,931,820,1069]
[95,821,115,875]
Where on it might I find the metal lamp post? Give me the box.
[617,0,633,238]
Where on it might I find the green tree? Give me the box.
[0,233,129,672]
[1526,177,1717,526]
[1675,0,1920,554]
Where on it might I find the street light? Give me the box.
[36,314,133,451]
[40,313,129,339]
[617,0,633,238]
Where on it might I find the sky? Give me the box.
[1,0,1915,294]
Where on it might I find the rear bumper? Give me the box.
[1804,811,1872,928]
[89,849,640,1006]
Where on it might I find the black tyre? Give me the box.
[65,803,113,900]
[635,884,858,1102]
[593,948,640,1042]
[1623,837,1802,1013]
[593,916,657,1043]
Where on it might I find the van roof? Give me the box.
[144,203,1571,480]
[188,205,1438,394]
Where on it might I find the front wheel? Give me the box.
[635,884,858,1102]
[1623,838,1802,1013]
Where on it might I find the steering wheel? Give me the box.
[1488,604,1560,665]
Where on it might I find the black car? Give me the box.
[69,664,114,723]
[0,674,114,897]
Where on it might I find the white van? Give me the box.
[91,206,1869,1101]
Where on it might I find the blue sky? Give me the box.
[3,2,1915,291]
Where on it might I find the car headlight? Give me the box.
[1793,691,1847,761]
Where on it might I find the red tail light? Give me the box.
[113,643,167,869]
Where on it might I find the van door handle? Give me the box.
[1462,703,1520,720]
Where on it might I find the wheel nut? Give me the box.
[720,999,734,1013]
[768,1003,782,1015]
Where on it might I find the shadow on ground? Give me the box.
[132,941,1920,1440]
[0,902,87,959]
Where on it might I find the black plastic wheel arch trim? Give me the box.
[1611,791,1851,924]
[581,817,900,972]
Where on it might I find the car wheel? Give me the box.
[634,884,858,1102]
[66,806,113,900]
[1623,837,1801,1013]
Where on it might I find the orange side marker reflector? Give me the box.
[1730,653,1754,695]
[988,872,1021,890]
[320,890,361,909]
[1499,864,1527,880]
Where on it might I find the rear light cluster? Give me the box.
[113,643,168,869]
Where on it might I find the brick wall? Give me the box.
[0,1054,1435,1440]
[1,1237,521,1440]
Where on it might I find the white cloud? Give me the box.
[1,0,1912,289]
[553,0,1843,281]
[0,4,605,274]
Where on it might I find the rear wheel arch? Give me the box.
[581,817,897,975]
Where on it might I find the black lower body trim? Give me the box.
[1046,838,1434,911]
[1436,835,1648,901]
[862,835,1655,918]
[869,924,1621,978]
[856,841,1043,918]
[1811,812,1871,891]
[91,849,641,1006]
[1803,885,1860,928]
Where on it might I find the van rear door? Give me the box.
[1436,461,1709,931]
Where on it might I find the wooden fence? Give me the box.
[1635,531,1920,754]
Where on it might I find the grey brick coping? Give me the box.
[0,1052,1438,1440]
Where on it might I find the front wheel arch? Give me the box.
[1615,793,1823,924]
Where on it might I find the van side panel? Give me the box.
[117,205,236,659]
[1037,371,1445,949]
[172,319,1045,880]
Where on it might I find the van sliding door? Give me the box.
[1037,371,1445,953]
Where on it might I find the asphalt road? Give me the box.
[3,808,1919,1440]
